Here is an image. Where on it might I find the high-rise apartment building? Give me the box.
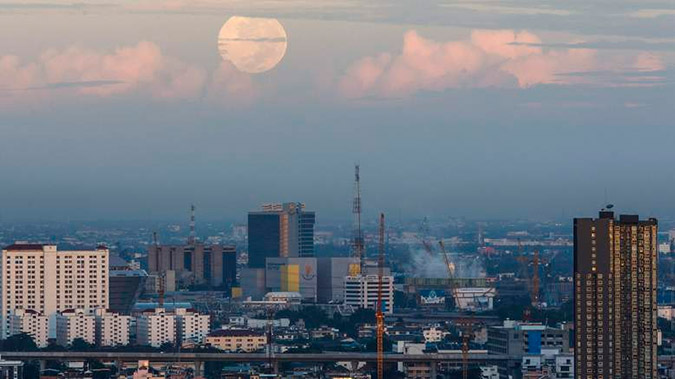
[0,244,109,337]
[574,211,658,379]
[147,243,236,288]
[248,203,315,268]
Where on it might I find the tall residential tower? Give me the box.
[574,211,657,379]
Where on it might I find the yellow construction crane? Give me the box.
[376,213,385,379]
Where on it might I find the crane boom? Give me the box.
[376,213,385,379]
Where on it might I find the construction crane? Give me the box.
[351,165,364,275]
[153,231,165,308]
[376,213,385,379]
[439,241,468,379]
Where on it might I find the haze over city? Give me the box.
[0,0,673,221]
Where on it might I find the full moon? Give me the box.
[217,16,288,74]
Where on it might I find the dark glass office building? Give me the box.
[574,211,657,379]
[248,203,315,268]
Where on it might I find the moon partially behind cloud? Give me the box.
[217,16,288,74]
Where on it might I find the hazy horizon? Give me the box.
[1,0,673,221]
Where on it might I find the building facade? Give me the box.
[344,274,394,314]
[56,309,96,346]
[147,243,236,288]
[175,308,210,344]
[0,244,109,337]
[136,308,177,347]
[95,309,131,346]
[205,329,267,352]
[7,309,49,348]
[265,257,318,302]
[248,203,315,268]
[574,211,658,379]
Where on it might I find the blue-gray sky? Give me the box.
[0,0,674,221]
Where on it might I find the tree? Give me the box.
[69,338,94,352]
[1,333,38,352]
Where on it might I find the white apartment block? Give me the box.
[56,309,96,346]
[95,309,131,347]
[344,274,394,314]
[175,308,210,345]
[136,308,176,347]
[7,309,49,348]
[0,244,108,337]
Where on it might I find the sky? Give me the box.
[0,0,674,222]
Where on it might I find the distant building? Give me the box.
[240,268,266,300]
[265,257,318,302]
[0,243,109,337]
[317,257,358,303]
[147,243,236,288]
[248,203,315,268]
[136,308,177,347]
[95,309,131,347]
[487,320,569,357]
[205,329,267,352]
[7,309,49,348]
[175,308,210,345]
[56,309,96,346]
[452,287,496,311]
[344,274,394,315]
[108,269,148,315]
[574,211,658,379]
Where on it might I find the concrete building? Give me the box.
[0,243,109,337]
[147,243,236,288]
[205,329,267,352]
[344,274,394,314]
[248,203,315,268]
[453,287,496,311]
[7,309,49,348]
[265,257,317,302]
[486,320,569,357]
[317,257,358,303]
[95,309,131,347]
[136,308,176,347]
[175,308,210,345]
[109,269,148,315]
[554,353,574,378]
[240,267,266,300]
[574,211,658,379]
[56,309,96,346]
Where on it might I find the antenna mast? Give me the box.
[352,165,364,274]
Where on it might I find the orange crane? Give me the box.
[376,213,385,379]
[439,241,468,379]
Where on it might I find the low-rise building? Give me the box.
[423,326,449,343]
[136,308,176,347]
[95,309,131,347]
[7,309,49,348]
[56,309,96,346]
[205,329,267,352]
[175,308,210,344]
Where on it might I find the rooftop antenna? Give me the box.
[188,204,196,245]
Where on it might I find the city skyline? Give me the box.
[0,1,673,221]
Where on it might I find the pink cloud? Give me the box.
[339,29,663,98]
[0,41,254,108]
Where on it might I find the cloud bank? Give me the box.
[339,29,665,98]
